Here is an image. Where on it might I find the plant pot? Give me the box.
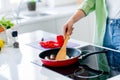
[27,1,36,11]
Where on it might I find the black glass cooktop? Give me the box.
[33,44,120,80]
[41,45,113,80]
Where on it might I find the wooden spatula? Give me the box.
[55,34,70,60]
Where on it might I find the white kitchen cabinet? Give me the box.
[55,16,71,35]
[73,16,90,42]
[74,12,96,43]
[16,19,57,34]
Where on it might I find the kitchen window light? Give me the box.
[0,0,43,14]
[0,0,28,14]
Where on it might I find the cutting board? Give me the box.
[27,37,80,51]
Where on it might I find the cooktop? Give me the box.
[32,44,120,80]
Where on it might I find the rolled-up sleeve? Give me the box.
[78,0,95,15]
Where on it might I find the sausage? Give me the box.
[50,54,56,60]
[45,56,50,60]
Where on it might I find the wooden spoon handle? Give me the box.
[55,34,70,60]
[62,34,70,47]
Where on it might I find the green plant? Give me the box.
[29,0,42,2]
[31,0,35,2]
[0,17,14,29]
[29,0,41,2]
[29,0,36,2]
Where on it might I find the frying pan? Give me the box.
[39,48,107,67]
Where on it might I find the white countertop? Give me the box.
[107,74,120,80]
[0,30,88,80]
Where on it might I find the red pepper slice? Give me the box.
[39,35,64,48]
[56,35,64,46]
[39,41,60,48]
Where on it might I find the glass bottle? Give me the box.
[11,31,19,48]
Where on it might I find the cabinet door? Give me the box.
[17,19,57,34]
[72,16,90,42]
[55,16,70,35]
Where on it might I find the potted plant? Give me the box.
[0,17,14,31]
[27,0,36,11]
[0,17,14,44]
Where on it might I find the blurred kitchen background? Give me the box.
[0,0,96,43]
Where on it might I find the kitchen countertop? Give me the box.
[0,30,120,80]
[0,30,88,80]
[107,75,120,80]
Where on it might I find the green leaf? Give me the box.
[0,17,14,29]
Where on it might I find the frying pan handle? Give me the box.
[79,50,108,60]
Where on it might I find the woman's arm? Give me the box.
[63,9,86,36]
[63,0,95,36]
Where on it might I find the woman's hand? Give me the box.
[63,10,86,37]
[63,19,74,36]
